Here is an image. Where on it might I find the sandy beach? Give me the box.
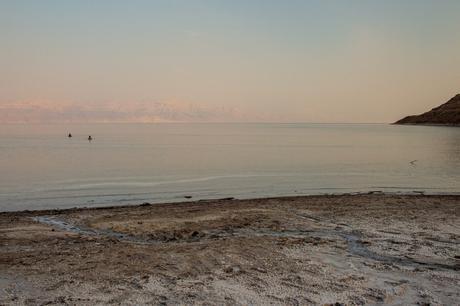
[0,194,459,305]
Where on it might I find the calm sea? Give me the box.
[1,123,459,211]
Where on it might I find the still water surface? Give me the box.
[1,123,459,211]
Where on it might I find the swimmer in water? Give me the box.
[88,135,92,142]
[68,133,72,138]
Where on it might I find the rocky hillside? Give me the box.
[395,94,460,126]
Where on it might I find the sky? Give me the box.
[1,0,459,123]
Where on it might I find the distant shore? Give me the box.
[393,122,460,127]
[1,194,459,305]
[394,94,460,126]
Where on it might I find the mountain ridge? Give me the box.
[395,94,460,126]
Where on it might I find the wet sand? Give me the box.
[0,194,459,305]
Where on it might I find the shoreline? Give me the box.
[1,193,459,305]
[3,191,460,214]
[393,122,460,127]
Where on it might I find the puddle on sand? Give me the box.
[32,216,153,244]
[32,215,459,271]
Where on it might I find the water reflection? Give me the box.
[0,123,459,211]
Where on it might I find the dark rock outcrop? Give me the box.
[395,94,460,126]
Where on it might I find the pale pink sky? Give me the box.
[1,1,459,123]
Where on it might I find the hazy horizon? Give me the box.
[1,0,459,124]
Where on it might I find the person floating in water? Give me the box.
[68,133,72,138]
[88,135,93,142]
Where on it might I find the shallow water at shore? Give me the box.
[1,123,459,211]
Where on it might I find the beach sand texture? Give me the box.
[0,194,459,305]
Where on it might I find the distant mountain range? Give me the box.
[395,94,460,126]
[0,102,253,123]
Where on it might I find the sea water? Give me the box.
[1,123,459,211]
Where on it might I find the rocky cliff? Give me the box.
[395,94,460,126]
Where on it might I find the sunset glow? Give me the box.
[1,1,459,123]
